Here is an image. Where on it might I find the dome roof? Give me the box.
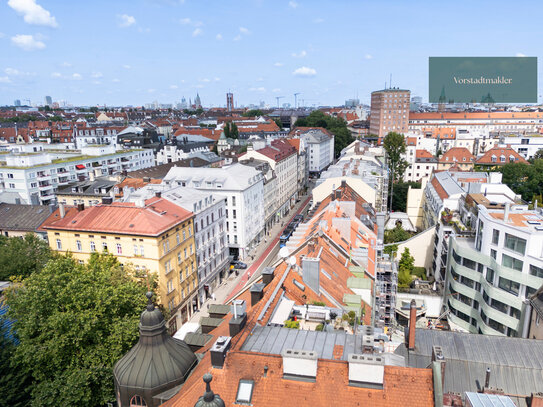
[194,374,225,407]
[113,292,197,391]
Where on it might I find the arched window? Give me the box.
[130,395,147,406]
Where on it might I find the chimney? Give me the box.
[59,202,66,218]
[229,300,247,337]
[143,177,151,183]
[250,283,265,306]
[101,196,113,205]
[89,171,95,181]
[155,191,162,198]
[484,367,491,389]
[408,299,416,350]
[504,203,510,223]
[262,267,275,285]
[77,203,85,212]
[210,336,231,369]
[432,346,446,391]
[302,256,320,295]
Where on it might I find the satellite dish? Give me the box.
[288,256,297,266]
[279,246,290,259]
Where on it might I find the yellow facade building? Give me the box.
[42,196,198,331]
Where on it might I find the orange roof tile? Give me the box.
[439,147,475,164]
[476,146,530,165]
[431,176,449,200]
[416,149,434,159]
[42,197,193,236]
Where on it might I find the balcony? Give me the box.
[38,183,53,190]
[37,173,51,180]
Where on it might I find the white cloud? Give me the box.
[214,77,221,82]
[239,27,250,34]
[288,1,298,8]
[71,73,82,80]
[112,78,120,83]
[137,27,151,33]
[61,61,72,67]
[5,68,19,75]
[233,34,241,41]
[118,14,136,28]
[148,88,156,93]
[313,18,324,23]
[249,87,266,92]
[256,77,264,82]
[0,76,12,83]
[516,53,526,57]
[293,66,316,77]
[292,50,307,58]
[199,78,211,83]
[364,54,373,60]
[216,33,222,40]
[179,17,202,27]
[11,34,45,50]
[123,64,131,69]
[192,28,203,37]
[272,88,281,93]
[170,84,178,89]
[91,71,103,78]
[51,72,61,78]
[92,80,101,85]
[7,0,58,27]
[274,62,284,67]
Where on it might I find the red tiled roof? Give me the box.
[439,147,475,164]
[416,149,434,159]
[476,146,530,165]
[289,126,334,138]
[410,111,543,120]
[406,137,417,146]
[431,176,449,200]
[42,197,193,236]
[254,139,297,161]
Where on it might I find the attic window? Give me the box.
[235,380,254,405]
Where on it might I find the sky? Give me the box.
[0,0,542,108]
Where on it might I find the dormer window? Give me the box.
[500,155,506,162]
[491,155,497,163]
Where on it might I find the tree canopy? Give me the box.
[384,223,412,244]
[499,159,543,202]
[390,181,421,212]
[4,252,150,407]
[0,233,52,281]
[242,109,264,117]
[398,248,415,288]
[223,121,239,139]
[383,132,408,182]
[294,110,353,157]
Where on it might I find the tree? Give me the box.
[383,132,408,182]
[390,181,421,212]
[499,160,543,202]
[224,122,239,139]
[272,117,283,130]
[383,244,398,259]
[4,252,149,407]
[398,248,415,288]
[294,110,353,157]
[242,109,264,117]
[384,223,411,244]
[0,233,52,281]
[533,149,543,161]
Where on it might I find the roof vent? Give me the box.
[282,349,318,382]
[210,336,231,369]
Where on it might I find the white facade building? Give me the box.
[291,128,334,173]
[500,134,543,160]
[0,145,154,205]
[162,163,264,260]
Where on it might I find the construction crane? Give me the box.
[294,93,301,109]
[275,96,285,108]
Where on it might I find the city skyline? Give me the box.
[0,0,542,107]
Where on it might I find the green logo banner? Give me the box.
[429,57,537,103]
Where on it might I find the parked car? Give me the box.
[293,214,304,223]
[231,260,247,269]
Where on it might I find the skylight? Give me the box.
[236,379,254,405]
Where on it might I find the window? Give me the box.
[165,260,172,274]
[140,245,144,257]
[178,252,182,263]
[167,279,174,293]
[236,380,254,404]
[56,239,62,250]
[130,395,147,406]
[90,241,96,252]
[232,196,236,206]
[183,229,186,240]
[463,258,477,270]
[452,250,461,264]
[498,277,520,296]
[530,265,543,279]
[504,233,526,255]
[502,254,523,271]
[176,233,180,245]
[134,245,139,256]
[102,242,108,252]
[490,249,497,260]
[116,243,122,255]
[486,268,495,284]
[492,229,499,245]
[184,248,187,259]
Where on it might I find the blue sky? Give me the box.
[0,0,542,107]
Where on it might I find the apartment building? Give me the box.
[162,163,264,260]
[444,202,543,337]
[500,134,543,159]
[0,144,154,205]
[124,186,229,307]
[289,127,334,173]
[240,139,298,219]
[437,147,475,172]
[404,149,437,182]
[42,197,198,330]
[369,88,410,142]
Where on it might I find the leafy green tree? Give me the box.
[383,244,399,259]
[0,317,32,407]
[224,122,239,139]
[383,132,408,182]
[273,117,283,130]
[499,160,543,202]
[533,149,543,161]
[390,181,421,212]
[0,233,52,281]
[4,252,149,407]
[294,110,353,157]
[398,248,415,288]
[384,223,411,244]
[242,109,264,117]
[284,320,300,329]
